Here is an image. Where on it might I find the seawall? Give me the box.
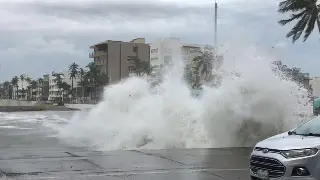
[0,99,79,112]
[0,99,37,106]
[0,105,79,112]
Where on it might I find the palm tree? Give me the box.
[20,74,25,99]
[60,82,71,102]
[192,48,215,85]
[30,80,37,101]
[11,76,19,99]
[85,62,100,101]
[96,72,109,87]
[183,64,195,88]
[141,61,154,76]
[25,77,32,100]
[68,62,79,102]
[3,81,10,99]
[96,72,109,99]
[86,62,99,80]
[278,0,320,43]
[78,68,87,103]
[127,56,154,76]
[52,73,63,103]
[37,78,44,101]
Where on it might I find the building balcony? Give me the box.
[89,50,108,58]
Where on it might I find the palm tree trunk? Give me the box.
[75,87,78,103]
[16,86,18,100]
[21,83,24,100]
[41,88,43,101]
[71,77,74,103]
[82,86,85,103]
[90,86,93,103]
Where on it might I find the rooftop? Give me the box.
[89,38,146,48]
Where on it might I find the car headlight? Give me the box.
[281,148,318,159]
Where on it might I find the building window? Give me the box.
[151,57,158,61]
[127,56,136,62]
[164,48,172,53]
[164,56,172,65]
[164,56,172,61]
[151,48,158,53]
[133,46,138,53]
[128,66,136,73]
[182,47,200,53]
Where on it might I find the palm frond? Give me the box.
[278,10,306,25]
[278,0,311,13]
[278,0,320,42]
[286,13,309,42]
[303,9,318,40]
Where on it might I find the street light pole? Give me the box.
[214,0,218,50]
[212,0,219,83]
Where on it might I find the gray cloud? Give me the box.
[12,1,213,19]
[0,0,318,81]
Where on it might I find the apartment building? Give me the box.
[32,74,50,101]
[42,75,49,101]
[12,80,29,100]
[9,74,50,101]
[150,37,214,69]
[48,71,80,101]
[89,38,150,83]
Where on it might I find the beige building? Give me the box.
[310,77,320,97]
[89,38,150,83]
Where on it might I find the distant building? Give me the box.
[42,75,50,101]
[48,71,80,101]
[89,38,150,83]
[32,74,50,101]
[9,75,51,101]
[310,77,320,97]
[12,80,29,100]
[0,83,4,98]
[149,37,214,70]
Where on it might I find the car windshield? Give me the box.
[293,116,320,135]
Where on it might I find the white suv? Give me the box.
[250,116,320,180]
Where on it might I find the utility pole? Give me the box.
[214,0,218,50]
[212,0,219,84]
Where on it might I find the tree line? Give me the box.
[2,49,310,103]
[0,56,154,103]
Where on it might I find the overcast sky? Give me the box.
[0,0,319,81]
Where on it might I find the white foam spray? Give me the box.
[52,41,312,151]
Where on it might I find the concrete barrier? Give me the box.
[0,99,37,106]
[65,104,95,110]
[0,100,81,112]
[0,105,79,112]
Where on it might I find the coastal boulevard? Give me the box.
[0,146,251,179]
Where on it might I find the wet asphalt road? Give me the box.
[0,146,252,179]
[0,112,252,180]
